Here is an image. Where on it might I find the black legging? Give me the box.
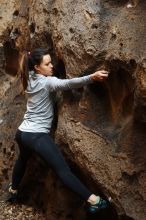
[11,129,92,200]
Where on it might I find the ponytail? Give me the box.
[18,48,49,91]
[18,52,29,91]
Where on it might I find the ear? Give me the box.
[34,64,40,72]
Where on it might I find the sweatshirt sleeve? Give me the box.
[45,75,93,92]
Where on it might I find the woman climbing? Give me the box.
[8,48,110,213]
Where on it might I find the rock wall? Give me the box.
[0,0,146,220]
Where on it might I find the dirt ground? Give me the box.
[0,200,45,220]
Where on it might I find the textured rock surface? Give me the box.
[0,0,146,220]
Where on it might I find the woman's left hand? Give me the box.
[90,70,109,82]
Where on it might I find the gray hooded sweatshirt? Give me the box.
[19,71,93,133]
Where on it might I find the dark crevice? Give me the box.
[50,58,66,137]
[29,22,35,33]
[54,58,66,78]
[120,215,134,220]
[3,41,19,76]
[13,10,19,17]
[69,27,75,33]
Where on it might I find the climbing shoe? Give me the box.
[87,197,110,213]
[6,184,18,203]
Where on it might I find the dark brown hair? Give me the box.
[18,48,49,90]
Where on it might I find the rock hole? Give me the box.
[1,147,4,154]
[50,58,66,135]
[54,58,66,78]
[29,22,35,33]
[11,144,15,151]
[13,10,19,17]
[69,28,75,33]
[3,41,19,76]
[91,23,99,29]
[111,33,117,40]
[52,7,58,15]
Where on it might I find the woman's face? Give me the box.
[34,54,53,76]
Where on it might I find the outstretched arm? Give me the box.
[45,70,109,92]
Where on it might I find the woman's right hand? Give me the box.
[90,70,109,82]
